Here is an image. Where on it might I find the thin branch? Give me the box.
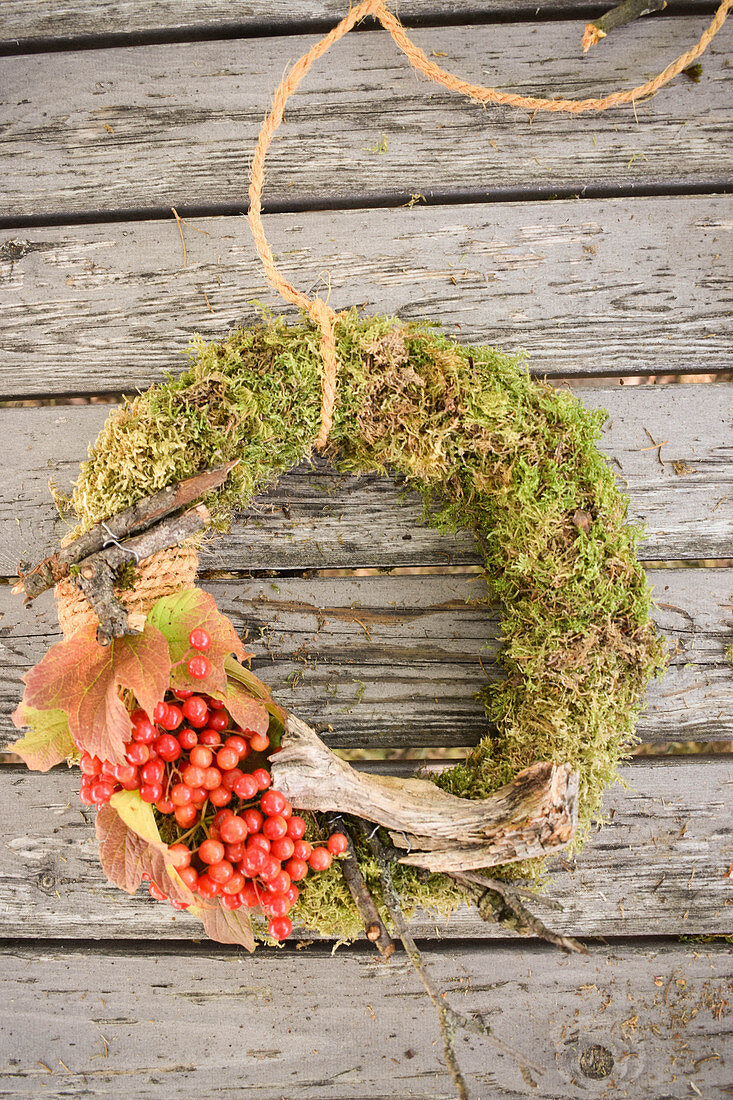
[72,504,209,644]
[355,822,543,1096]
[582,0,666,51]
[17,460,237,600]
[450,872,588,956]
[332,818,394,960]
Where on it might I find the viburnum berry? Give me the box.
[196,874,219,899]
[221,767,243,792]
[216,747,238,771]
[154,734,181,761]
[286,816,307,840]
[266,870,291,896]
[271,836,295,861]
[292,839,312,861]
[140,783,163,803]
[178,728,198,751]
[219,815,248,844]
[132,719,157,744]
[178,866,198,889]
[187,654,211,680]
[198,729,221,747]
[264,893,290,918]
[249,732,269,753]
[285,857,308,881]
[160,705,183,731]
[247,833,270,854]
[199,839,225,865]
[156,797,175,815]
[327,832,348,855]
[189,745,213,768]
[182,696,209,728]
[260,790,286,816]
[234,774,258,800]
[221,893,242,910]
[126,742,149,766]
[268,916,293,941]
[242,808,263,833]
[188,628,212,652]
[174,804,198,827]
[208,859,234,885]
[149,882,168,902]
[141,759,165,784]
[170,783,193,807]
[308,847,333,872]
[209,786,232,807]
[207,712,230,732]
[153,701,168,722]
[252,768,271,791]
[263,815,288,841]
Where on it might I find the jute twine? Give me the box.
[55,0,729,633]
[248,0,731,449]
[55,545,199,638]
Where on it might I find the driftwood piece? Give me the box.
[72,504,210,644]
[270,715,578,872]
[17,460,236,600]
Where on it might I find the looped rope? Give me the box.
[248,0,731,446]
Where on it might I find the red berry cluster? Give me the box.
[77,628,348,941]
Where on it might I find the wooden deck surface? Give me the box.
[0,3,731,1098]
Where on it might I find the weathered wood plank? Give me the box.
[2,384,730,570]
[1,0,715,46]
[0,759,730,939]
[0,939,730,1099]
[2,569,731,748]
[2,197,731,396]
[3,19,731,218]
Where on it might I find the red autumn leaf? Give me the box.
[147,588,248,695]
[21,622,171,765]
[218,679,269,737]
[96,797,198,909]
[10,705,75,772]
[196,901,255,952]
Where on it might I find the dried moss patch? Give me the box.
[67,312,665,937]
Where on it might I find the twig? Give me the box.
[334,819,394,960]
[17,460,237,601]
[450,872,588,955]
[356,822,542,1096]
[171,206,188,268]
[72,504,209,644]
[582,0,667,51]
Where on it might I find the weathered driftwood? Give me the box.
[72,504,210,644]
[16,461,236,601]
[271,715,579,872]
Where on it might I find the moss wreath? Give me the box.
[17,0,724,973]
[16,309,664,941]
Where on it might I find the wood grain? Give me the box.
[2,0,715,45]
[0,758,730,939]
[2,197,731,396]
[2,568,730,749]
[3,19,731,218]
[2,384,731,566]
[0,939,730,1099]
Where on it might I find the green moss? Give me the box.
[68,313,665,937]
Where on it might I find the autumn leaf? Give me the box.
[97,792,197,908]
[214,679,269,737]
[10,705,75,772]
[147,588,248,695]
[224,656,286,741]
[194,900,255,951]
[21,622,171,765]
